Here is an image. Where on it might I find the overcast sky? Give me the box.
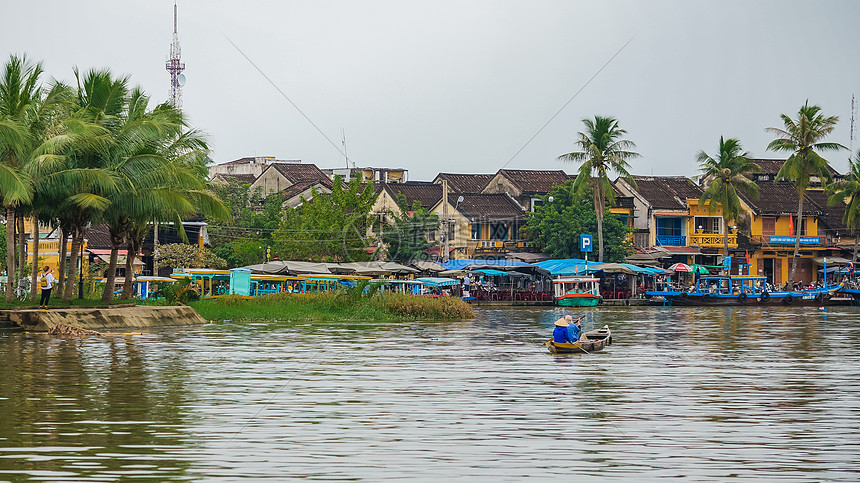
[3,1,860,180]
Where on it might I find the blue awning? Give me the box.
[414,277,461,287]
[442,259,533,270]
[474,269,509,276]
[535,258,597,275]
[620,263,664,275]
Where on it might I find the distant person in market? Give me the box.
[553,315,575,343]
[39,266,55,309]
[462,274,471,297]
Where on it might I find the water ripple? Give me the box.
[1,306,860,480]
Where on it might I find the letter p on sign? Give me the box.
[580,234,593,253]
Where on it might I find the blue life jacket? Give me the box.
[553,325,573,343]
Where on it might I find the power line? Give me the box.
[224,35,351,165]
[500,35,636,170]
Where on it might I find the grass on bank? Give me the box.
[189,292,476,322]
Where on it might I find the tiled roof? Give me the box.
[384,182,443,209]
[270,163,330,183]
[434,173,494,193]
[737,182,823,216]
[220,156,256,166]
[213,173,256,184]
[453,193,525,222]
[281,180,332,201]
[751,158,841,177]
[85,224,112,250]
[803,189,847,231]
[497,169,570,194]
[629,176,703,210]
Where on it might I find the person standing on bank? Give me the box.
[39,266,55,309]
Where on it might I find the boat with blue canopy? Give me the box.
[646,274,842,306]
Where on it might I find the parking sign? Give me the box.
[580,234,593,252]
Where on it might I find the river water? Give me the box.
[1,306,859,481]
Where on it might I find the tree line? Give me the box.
[0,54,229,303]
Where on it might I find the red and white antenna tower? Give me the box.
[165,1,185,108]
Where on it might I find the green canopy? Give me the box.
[690,264,709,274]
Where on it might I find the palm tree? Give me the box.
[827,149,860,263]
[0,55,44,301]
[558,116,639,262]
[767,101,845,283]
[697,137,760,259]
[21,82,76,300]
[96,87,177,302]
[53,67,125,301]
[98,92,229,302]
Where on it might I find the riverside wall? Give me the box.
[4,305,206,332]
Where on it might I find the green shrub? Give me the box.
[189,292,474,321]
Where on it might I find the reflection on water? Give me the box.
[1,306,860,480]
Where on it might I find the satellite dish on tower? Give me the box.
[177,73,186,87]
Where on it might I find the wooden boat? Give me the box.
[646,275,842,306]
[545,325,612,354]
[552,277,601,307]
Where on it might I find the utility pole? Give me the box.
[152,221,159,276]
[442,180,449,262]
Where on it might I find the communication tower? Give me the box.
[165,1,186,108]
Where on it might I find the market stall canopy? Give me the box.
[336,262,388,276]
[473,268,509,276]
[337,261,418,275]
[442,259,533,270]
[244,261,333,275]
[668,262,692,272]
[507,252,551,263]
[625,249,670,266]
[591,263,637,275]
[411,260,447,272]
[414,277,460,287]
[555,262,602,276]
[438,269,467,277]
[535,258,592,275]
[441,258,550,277]
[813,256,851,265]
[620,263,666,275]
[689,264,710,274]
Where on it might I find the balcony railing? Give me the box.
[656,235,686,246]
[689,233,737,247]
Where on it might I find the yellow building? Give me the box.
[614,173,845,284]
[736,183,829,285]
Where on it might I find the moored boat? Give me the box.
[552,277,601,307]
[545,325,612,354]
[646,274,842,306]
